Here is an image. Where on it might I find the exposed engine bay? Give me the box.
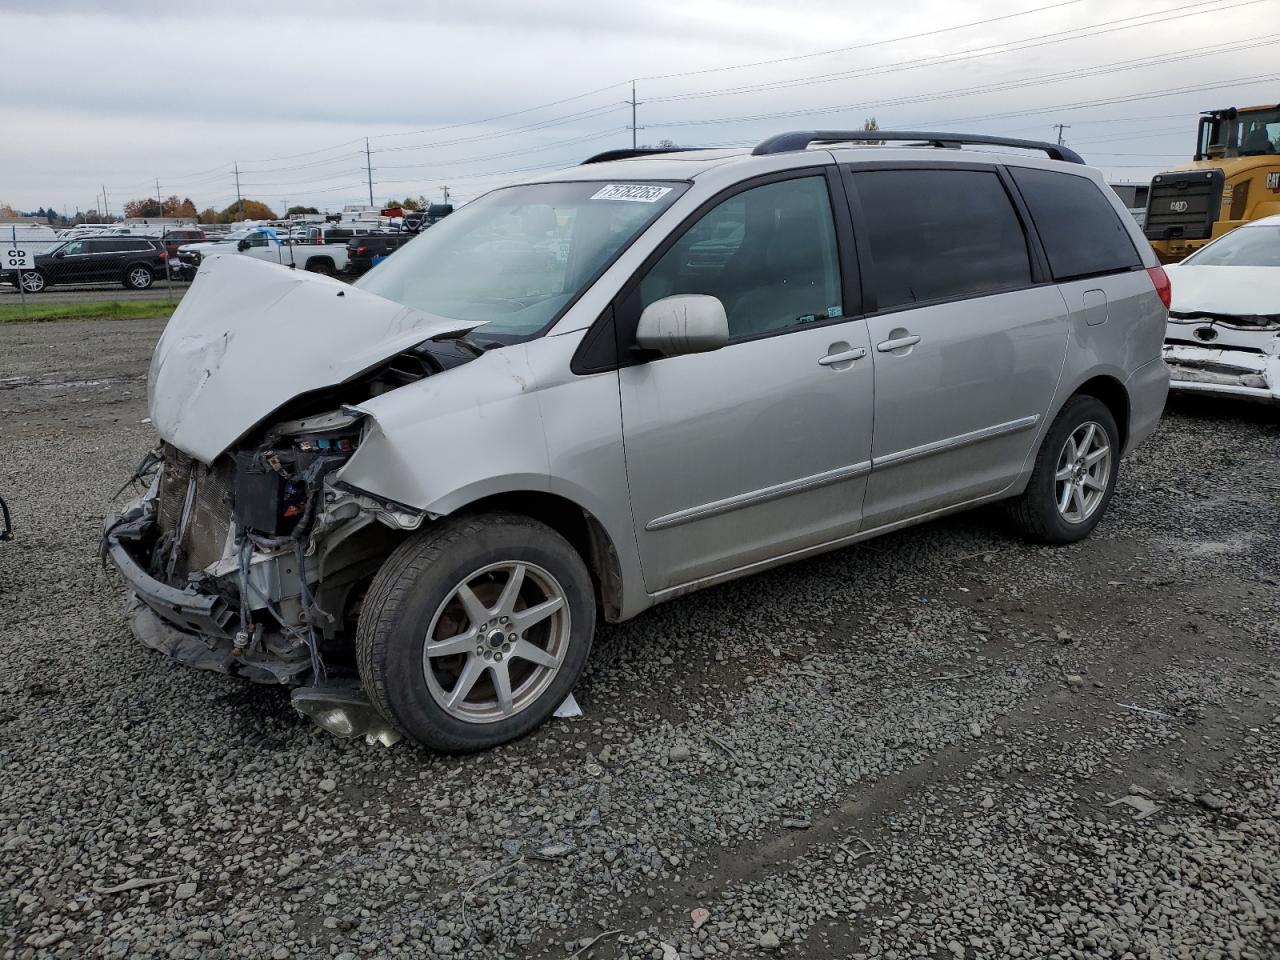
[105,324,482,743]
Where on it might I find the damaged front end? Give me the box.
[104,254,483,743]
[105,413,418,743]
[1163,310,1280,405]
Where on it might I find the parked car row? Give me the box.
[1,226,421,292]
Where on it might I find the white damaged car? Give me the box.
[1164,215,1280,405]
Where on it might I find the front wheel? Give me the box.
[356,513,596,752]
[1007,395,1119,544]
[124,265,154,290]
[18,271,46,293]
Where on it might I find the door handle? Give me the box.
[818,347,866,366]
[876,334,921,353]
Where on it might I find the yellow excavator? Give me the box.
[1146,104,1280,263]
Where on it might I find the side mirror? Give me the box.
[237,239,250,251]
[635,295,729,357]
[54,251,65,259]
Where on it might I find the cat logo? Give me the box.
[1170,200,1190,213]
[1267,172,1280,192]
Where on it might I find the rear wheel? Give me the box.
[18,270,46,293]
[124,265,154,290]
[356,513,595,752]
[1007,395,1119,543]
[304,258,334,275]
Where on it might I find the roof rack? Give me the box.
[581,147,705,164]
[751,130,1084,165]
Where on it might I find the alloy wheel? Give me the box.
[19,272,44,293]
[129,267,153,289]
[422,561,570,724]
[1055,421,1111,524]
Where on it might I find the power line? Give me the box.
[648,0,1256,104]
[649,36,1280,129]
[637,0,1089,82]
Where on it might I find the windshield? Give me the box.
[356,180,686,343]
[1183,225,1280,267]
[1236,108,1280,155]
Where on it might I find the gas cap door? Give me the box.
[1082,288,1109,326]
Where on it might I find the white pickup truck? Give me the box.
[175,227,350,278]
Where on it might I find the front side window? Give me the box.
[60,241,86,255]
[358,180,686,344]
[637,176,843,339]
[1183,225,1280,267]
[851,168,1032,310]
[1010,167,1143,281]
[1236,108,1280,155]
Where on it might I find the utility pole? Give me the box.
[365,138,374,207]
[441,185,451,206]
[101,185,109,219]
[155,177,163,216]
[234,162,242,209]
[627,80,643,149]
[1052,122,1071,146]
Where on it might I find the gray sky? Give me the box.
[2,0,1276,214]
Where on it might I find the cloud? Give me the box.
[1,0,1274,210]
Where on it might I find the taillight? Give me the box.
[1146,265,1171,309]
[158,250,168,260]
[356,246,367,255]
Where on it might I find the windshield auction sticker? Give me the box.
[590,184,673,203]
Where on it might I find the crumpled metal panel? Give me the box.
[147,254,478,463]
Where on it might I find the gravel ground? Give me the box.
[1,318,1278,960]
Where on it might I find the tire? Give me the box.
[18,270,46,293]
[357,512,596,752]
[304,258,334,275]
[124,265,154,290]
[1008,395,1120,544]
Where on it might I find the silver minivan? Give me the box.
[107,131,1170,751]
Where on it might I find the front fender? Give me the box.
[335,337,649,619]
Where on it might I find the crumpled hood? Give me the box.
[149,254,477,463]
[1166,264,1280,318]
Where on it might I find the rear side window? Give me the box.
[850,169,1032,310]
[1009,167,1142,281]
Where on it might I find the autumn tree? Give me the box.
[219,199,277,222]
[197,207,219,224]
[286,205,320,216]
[164,197,198,218]
[862,117,882,145]
[123,198,163,218]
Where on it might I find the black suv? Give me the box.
[4,237,170,292]
[345,234,413,275]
